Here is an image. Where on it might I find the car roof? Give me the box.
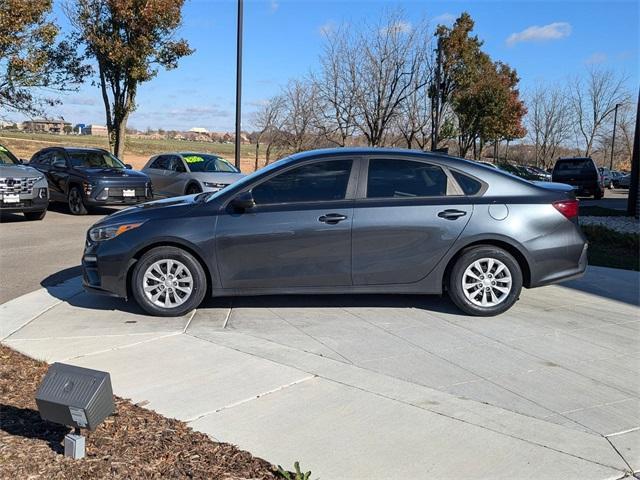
[287,147,482,169]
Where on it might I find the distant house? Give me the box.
[81,124,108,136]
[22,119,72,134]
[189,127,209,134]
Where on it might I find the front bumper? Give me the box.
[0,195,48,213]
[82,238,134,299]
[84,183,153,207]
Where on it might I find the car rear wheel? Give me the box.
[186,183,201,195]
[68,186,88,215]
[448,246,523,316]
[24,210,47,221]
[131,246,207,317]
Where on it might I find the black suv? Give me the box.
[552,157,604,199]
[30,147,153,215]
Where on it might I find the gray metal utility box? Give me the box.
[35,363,114,431]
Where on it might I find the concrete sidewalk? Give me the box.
[1,266,638,479]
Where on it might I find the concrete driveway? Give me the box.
[1,266,639,479]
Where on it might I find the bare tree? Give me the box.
[395,47,432,149]
[350,12,430,146]
[280,79,319,153]
[569,68,630,157]
[313,25,358,146]
[526,84,572,168]
[252,96,285,169]
[596,101,636,169]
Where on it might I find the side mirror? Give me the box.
[230,191,255,211]
[124,163,133,169]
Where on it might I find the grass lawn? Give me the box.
[0,131,272,172]
[581,225,639,271]
[0,344,284,479]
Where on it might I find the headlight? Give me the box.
[89,222,145,242]
[203,182,228,189]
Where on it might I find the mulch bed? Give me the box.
[0,345,282,479]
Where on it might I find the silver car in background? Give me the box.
[142,152,244,197]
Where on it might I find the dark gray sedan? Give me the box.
[142,152,244,197]
[83,148,587,317]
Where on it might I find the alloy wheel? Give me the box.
[142,259,193,309]
[69,190,82,214]
[461,257,512,307]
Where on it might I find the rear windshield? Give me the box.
[554,159,595,175]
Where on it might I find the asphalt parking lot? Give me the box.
[0,205,119,304]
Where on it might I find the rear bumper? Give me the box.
[529,242,588,287]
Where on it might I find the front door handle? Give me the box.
[438,209,467,220]
[319,213,348,224]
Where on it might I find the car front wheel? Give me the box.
[448,246,523,316]
[186,183,202,195]
[68,186,88,215]
[131,246,207,317]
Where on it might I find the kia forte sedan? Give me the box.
[82,148,587,317]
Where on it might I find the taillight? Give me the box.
[553,199,579,219]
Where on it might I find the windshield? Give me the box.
[0,145,20,165]
[182,154,239,173]
[69,151,125,169]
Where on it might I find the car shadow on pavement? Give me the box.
[0,404,69,454]
[200,293,463,314]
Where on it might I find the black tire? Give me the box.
[594,190,604,200]
[131,246,207,317]
[185,183,202,195]
[447,246,523,316]
[24,210,47,221]
[68,186,88,215]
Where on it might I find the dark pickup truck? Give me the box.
[29,147,153,215]
[552,157,604,199]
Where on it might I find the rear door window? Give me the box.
[451,171,482,195]
[367,159,448,198]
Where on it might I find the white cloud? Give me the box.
[382,21,412,35]
[269,0,279,13]
[318,20,336,36]
[433,13,456,26]
[506,22,571,46]
[585,52,607,64]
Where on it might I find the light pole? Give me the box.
[234,0,244,170]
[609,103,620,170]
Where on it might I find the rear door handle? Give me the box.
[438,209,467,220]
[319,213,348,224]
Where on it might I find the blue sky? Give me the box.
[31,0,640,131]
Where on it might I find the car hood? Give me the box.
[533,181,575,192]
[95,193,205,226]
[0,164,43,178]
[79,168,148,180]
